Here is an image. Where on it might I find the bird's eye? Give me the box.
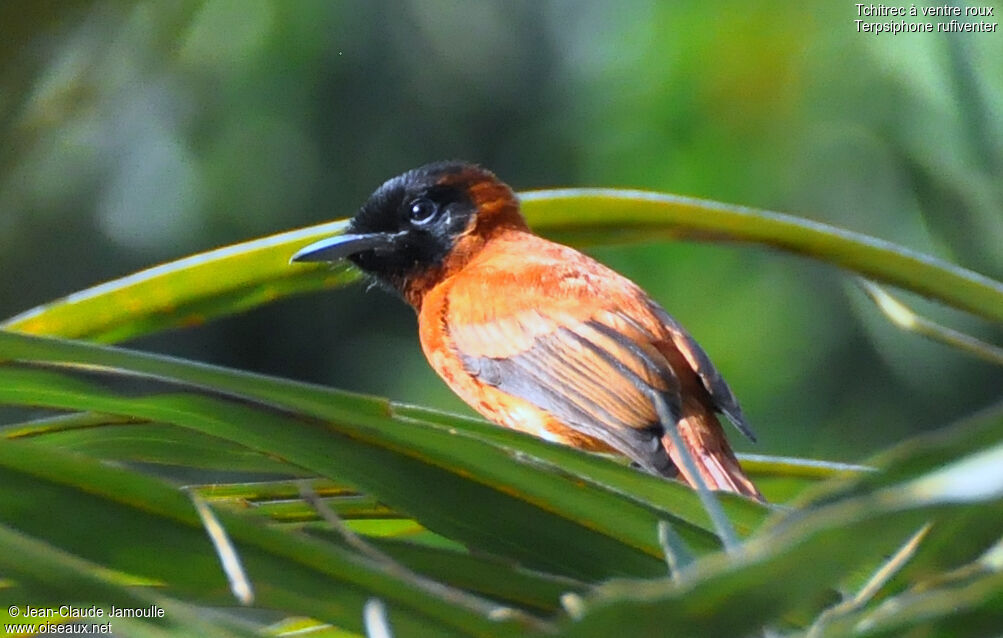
[408,198,438,225]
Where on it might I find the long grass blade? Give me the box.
[857,279,1003,366]
[653,393,740,553]
[364,599,394,638]
[189,493,255,606]
[807,523,931,637]
[657,520,695,581]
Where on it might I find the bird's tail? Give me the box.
[661,401,764,502]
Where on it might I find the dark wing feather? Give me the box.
[459,318,679,476]
[647,303,756,442]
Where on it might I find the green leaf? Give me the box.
[0,355,691,581]
[786,404,1003,598]
[557,458,1003,637]
[554,407,1003,636]
[796,402,1003,506]
[0,524,260,637]
[343,536,584,614]
[824,570,1003,638]
[245,495,400,523]
[4,191,999,344]
[4,408,861,506]
[11,421,305,474]
[193,478,359,502]
[0,439,531,638]
[0,331,773,569]
[1,220,355,342]
[521,190,1003,323]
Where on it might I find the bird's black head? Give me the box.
[291,162,523,293]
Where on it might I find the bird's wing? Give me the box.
[442,247,690,474]
[647,303,756,441]
[434,238,760,498]
[453,310,682,474]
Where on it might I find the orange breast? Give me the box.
[417,273,617,452]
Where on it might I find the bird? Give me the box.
[291,162,763,501]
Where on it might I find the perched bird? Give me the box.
[292,162,763,501]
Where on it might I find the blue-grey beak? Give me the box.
[290,232,403,263]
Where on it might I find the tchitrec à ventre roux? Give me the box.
[854,3,997,33]
[292,162,765,501]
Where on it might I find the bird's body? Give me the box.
[292,162,763,501]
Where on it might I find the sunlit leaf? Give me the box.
[5,192,999,345]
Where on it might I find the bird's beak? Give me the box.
[290,231,403,263]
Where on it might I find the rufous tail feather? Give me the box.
[661,404,764,502]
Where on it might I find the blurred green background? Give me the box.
[1,0,1000,462]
